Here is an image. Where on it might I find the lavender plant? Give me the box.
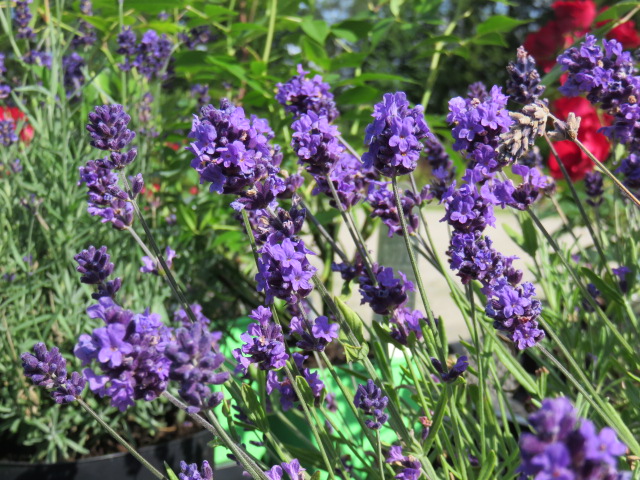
[5,2,640,479]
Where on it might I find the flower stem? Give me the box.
[77,398,166,480]
[391,176,446,363]
[261,0,277,67]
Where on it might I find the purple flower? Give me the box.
[21,343,86,404]
[232,306,289,373]
[179,25,214,50]
[74,298,171,411]
[447,231,522,292]
[386,445,422,480]
[423,136,456,201]
[140,246,176,275]
[508,164,548,210]
[62,53,85,99]
[389,308,425,345]
[231,175,285,212]
[0,120,18,147]
[121,30,173,81]
[332,253,365,283]
[276,65,338,121]
[359,264,414,316]
[313,153,378,209]
[265,459,306,480]
[188,99,280,196]
[71,0,97,48]
[165,321,229,412]
[256,237,316,304]
[447,84,513,173]
[86,104,136,153]
[291,111,343,176]
[78,159,134,230]
[485,280,544,350]
[431,355,469,383]
[613,266,631,294]
[267,353,325,411]
[616,153,640,198]
[441,182,495,233]
[354,379,389,429]
[14,0,36,40]
[251,203,306,246]
[363,92,431,177]
[173,303,212,327]
[74,245,122,299]
[178,460,213,480]
[584,171,604,207]
[23,50,52,68]
[289,314,339,352]
[117,27,137,58]
[519,397,630,480]
[506,46,545,105]
[367,181,426,237]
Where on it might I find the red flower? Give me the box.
[597,10,640,49]
[0,106,34,144]
[523,21,572,72]
[547,97,610,180]
[551,0,597,33]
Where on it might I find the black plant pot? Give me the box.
[0,430,245,480]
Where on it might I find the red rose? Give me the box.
[552,0,597,33]
[602,17,640,49]
[523,21,572,72]
[0,106,34,144]
[548,97,610,180]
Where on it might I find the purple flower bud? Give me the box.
[21,343,86,404]
[87,105,136,152]
[359,264,414,316]
[354,379,389,429]
[178,460,213,480]
[431,355,469,383]
[74,245,122,300]
[0,120,18,147]
[130,172,144,198]
[506,46,545,105]
[386,445,422,480]
[276,65,338,121]
[14,0,36,40]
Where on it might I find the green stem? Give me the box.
[466,285,486,460]
[391,176,445,363]
[526,208,635,356]
[77,398,166,480]
[261,0,277,67]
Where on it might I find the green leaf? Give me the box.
[390,0,405,17]
[336,86,379,105]
[476,15,529,36]
[165,462,180,480]
[300,17,330,45]
[335,296,365,343]
[595,2,639,22]
[301,37,330,70]
[341,340,370,363]
[478,450,498,480]
[473,32,508,47]
[178,204,198,234]
[331,52,368,70]
[295,376,315,404]
[493,341,538,395]
[203,5,238,18]
[521,216,538,257]
[241,384,268,431]
[126,0,186,14]
[372,322,406,350]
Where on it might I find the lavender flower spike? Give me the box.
[86,104,136,153]
[354,379,389,429]
[74,245,122,299]
[276,64,339,121]
[179,460,213,480]
[22,343,86,404]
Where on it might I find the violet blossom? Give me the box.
[74,245,122,300]
[276,64,339,121]
[354,379,389,429]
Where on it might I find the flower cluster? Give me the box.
[558,35,640,155]
[519,397,630,480]
[276,65,339,122]
[233,306,289,374]
[187,99,282,205]
[74,245,122,299]
[354,379,389,429]
[165,320,229,412]
[359,264,415,316]
[423,136,456,201]
[363,92,432,177]
[289,314,339,352]
[441,183,496,234]
[178,460,213,480]
[506,46,546,105]
[367,181,429,237]
[447,84,513,174]
[178,25,214,50]
[62,53,85,99]
[267,353,324,411]
[14,0,36,40]
[616,153,640,198]
[74,297,172,411]
[0,120,18,147]
[0,53,9,99]
[117,29,174,81]
[86,104,137,159]
[386,445,421,480]
[265,459,306,480]
[251,204,306,246]
[584,171,604,206]
[291,111,342,176]
[21,343,86,404]
[256,237,316,305]
[71,0,97,49]
[140,246,176,275]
